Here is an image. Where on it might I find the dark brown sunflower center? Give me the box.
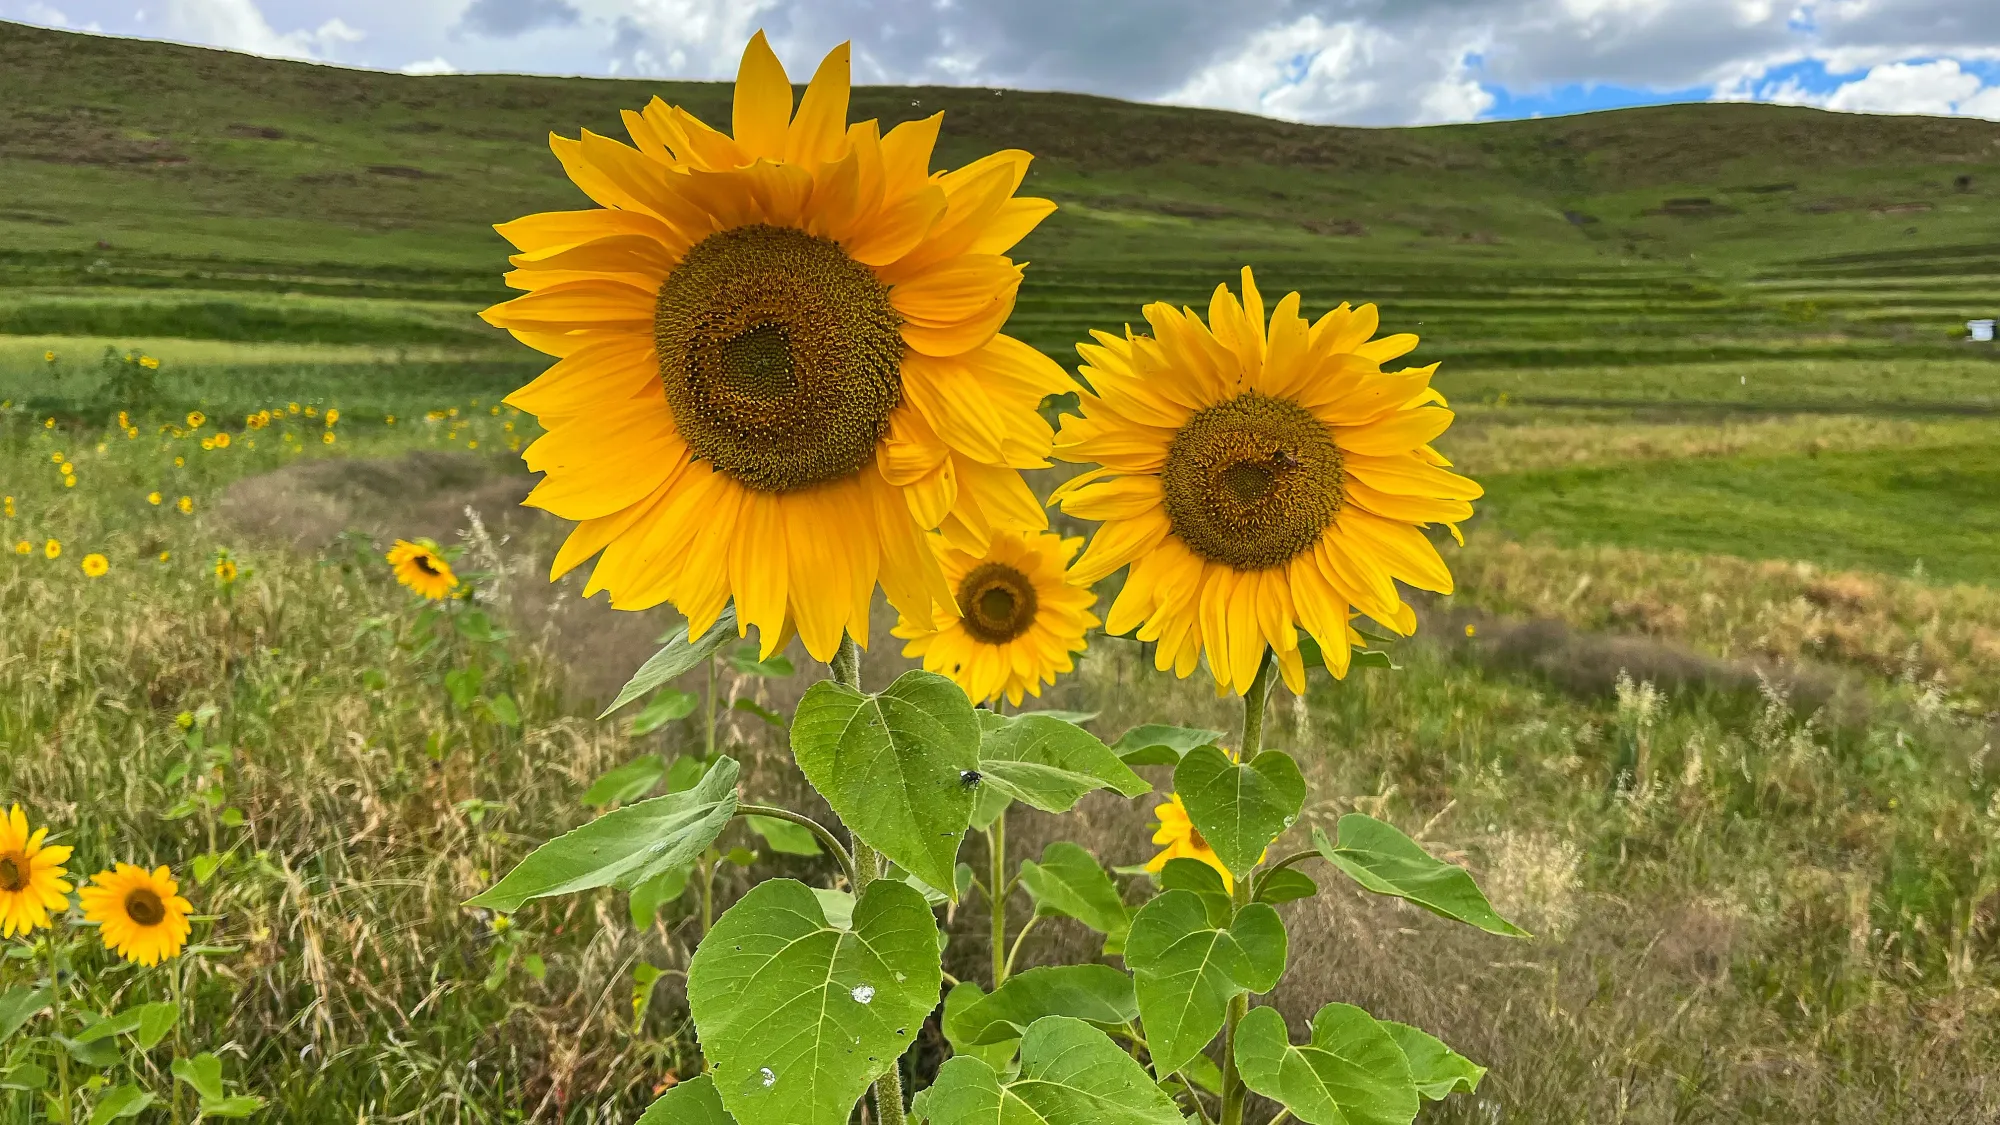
[0,856,24,892]
[125,888,166,927]
[412,554,440,576]
[655,224,905,493]
[958,562,1039,645]
[1160,391,1343,570]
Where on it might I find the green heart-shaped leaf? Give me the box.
[1255,868,1319,905]
[1381,1021,1485,1101]
[952,965,1137,1045]
[792,670,978,895]
[1018,842,1130,954]
[1234,1004,1419,1125]
[1174,747,1305,877]
[942,981,1022,1071]
[688,878,940,1125]
[636,1075,734,1124]
[973,712,1150,828]
[88,1083,155,1125]
[0,987,49,1041]
[1110,724,1223,767]
[1123,890,1288,1074]
[1314,815,1527,938]
[467,756,739,912]
[914,1016,1183,1125]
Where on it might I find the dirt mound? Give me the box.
[216,450,534,551]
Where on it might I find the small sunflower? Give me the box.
[1053,268,1481,695]
[43,539,60,560]
[79,864,193,966]
[214,556,239,584]
[480,31,1072,662]
[1145,794,1239,891]
[893,529,1098,706]
[147,491,162,506]
[186,411,206,429]
[81,553,109,578]
[0,805,73,938]
[176,496,193,515]
[12,541,28,556]
[387,539,458,599]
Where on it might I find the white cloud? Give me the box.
[1162,13,1493,126]
[1823,58,1985,113]
[156,0,364,59]
[602,0,781,77]
[401,54,456,74]
[22,1,68,25]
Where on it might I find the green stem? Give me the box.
[170,956,187,1125]
[46,938,69,1123]
[735,805,857,886]
[830,633,909,1125]
[1001,913,1040,981]
[703,655,717,760]
[987,820,1008,989]
[698,855,715,937]
[1220,649,1275,1125]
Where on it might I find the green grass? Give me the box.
[1482,441,2000,585]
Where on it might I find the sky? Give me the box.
[6,0,2000,126]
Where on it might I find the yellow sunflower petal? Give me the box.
[732,31,794,161]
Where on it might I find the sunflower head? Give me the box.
[79,864,193,967]
[81,553,109,578]
[43,539,60,560]
[479,31,1075,662]
[893,530,1099,706]
[0,805,73,938]
[387,539,458,600]
[1053,267,1482,695]
[215,556,239,584]
[1144,794,1235,891]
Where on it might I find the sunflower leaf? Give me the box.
[951,965,1138,1045]
[1173,746,1306,878]
[0,987,49,1042]
[1381,1021,1486,1101]
[1233,1004,1420,1125]
[1123,890,1288,1074]
[941,981,1022,1072]
[87,1083,155,1125]
[1313,815,1528,938]
[687,878,940,1125]
[791,670,979,895]
[913,1016,1182,1125]
[1109,724,1224,767]
[1254,867,1319,905]
[636,1075,734,1125]
[582,754,666,808]
[467,756,739,912]
[980,713,1148,798]
[599,606,738,719]
[1018,842,1130,954]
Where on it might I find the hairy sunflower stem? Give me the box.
[46,938,70,1123]
[1220,648,1276,1125]
[988,820,1008,988]
[830,633,910,1125]
[1001,912,1041,981]
[734,804,857,886]
[703,655,718,760]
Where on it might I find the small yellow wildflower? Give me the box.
[214,556,238,584]
[200,438,215,451]
[80,553,108,578]
[177,496,193,515]
[43,418,54,429]
[186,411,205,429]
[148,491,162,506]
[50,452,63,464]
[43,350,56,363]
[1465,624,1477,638]
[62,476,75,489]
[322,431,335,445]
[324,408,340,425]
[2,497,12,518]
[139,356,160,370]
[214,433,231,449]
[12,541,29,556]
[174,456,185,467]
[385,414,397,425]
[288,402,300,414]
[43,539,60,560]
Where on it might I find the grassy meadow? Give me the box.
[3,20,2000,1125]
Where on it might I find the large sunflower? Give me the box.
[893,529,1098,706]
[1053,268,1481,695]
[80,863,193,967]
[0,805,72,938]
[482,33,1072,662]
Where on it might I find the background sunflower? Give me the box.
[480,32,1074,662]
[892,529,1099,705]
[0,805,73,938]
[386,539,458,600]
[80,863,194,966]
[1054,267,1482,695]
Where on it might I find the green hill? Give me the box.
[4,19,1999,380]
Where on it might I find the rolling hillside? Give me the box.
[3,20,1999,381]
